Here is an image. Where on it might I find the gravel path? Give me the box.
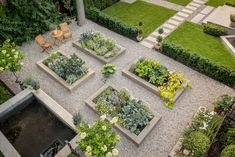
[1,20,235,157]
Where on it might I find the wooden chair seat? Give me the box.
[35,35,53,53]
[59,22,72,40]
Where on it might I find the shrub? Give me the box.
[221,145,235,157]
[158,28,164,34]
[119,99,153,135]
[160,41,235,87]
[101,64,116,79]
[77,117,120,157]
[230,14,235,22]
[84,0,119,10]
[156,36,163,43]
[203,23,227,37]
[0,39,25,73]
[213,94,235,112]
[22,77,40,90]
[85,7,140,40]
[224,124,235,146]
[226,2,235,7]
[183,131,210,157]
[73,112,82,126]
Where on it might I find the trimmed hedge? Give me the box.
[160,41,235,87]
[203,23,227,37]
[84,0,119,10]
[225,2,235,7]
[85,7,140,40]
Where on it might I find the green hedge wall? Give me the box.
[160,41,235,87]
[84,0,119,10]
[85,7,140,40]
[203,23,227,37]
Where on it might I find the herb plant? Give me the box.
[213,94,235,112]
[101,64,116,81]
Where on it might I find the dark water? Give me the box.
[0,100,76,157]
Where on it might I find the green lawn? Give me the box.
[0,82,12,105]
[207,0,235,6]
[103,0,176,37]
[165,21,235,71]
[166,0,191,6]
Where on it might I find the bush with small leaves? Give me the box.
[22,77,40,90]
[221,145,235,157]
[101,64,116,79]
[158,28,164,34]
[73,112,82,126]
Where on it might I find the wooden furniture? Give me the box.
[59,22,72,40]
[49,30,63,46]
[35,35,53,53]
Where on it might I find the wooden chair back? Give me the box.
[59,22,70,32]
[35,35,45,46]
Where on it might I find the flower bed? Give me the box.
[37,51,95,91]
[72,31,126,63]
[169,107,223,157]
[84,84,161,145]
[122,57,190,109]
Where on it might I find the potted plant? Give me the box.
[154,28,164,50]
[213,95,235,114]
[22,77,40,91]
[230,14,235,28]
[136,21,144,41]
[76,115,120,157]
[101,64,116,83]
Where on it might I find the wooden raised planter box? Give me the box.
[72,40,126,63]
[37,50,95,92]
[84,84,161,145]
[122,59,189,103]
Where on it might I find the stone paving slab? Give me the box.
[1,20,234,157]
[191,13,206,23]
[201,6,214,14]
[143,0,184,11]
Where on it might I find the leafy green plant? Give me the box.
[203,23,227,37]
[22,77,40,90]
[45,53,88,84]
[76,117,120,157]
[158,28,164,34]
[224,124,235,146]
[213,94,235,112]
[0,82,12,104]
[183,131,210,157]
[119,99,153,135]
[221,145,235,157]
[101,64,116,80]
[156,35,163,43]
[73,112,82,126]
[80,31,119,59]
[230,14,235,22]
[0,39,25,72]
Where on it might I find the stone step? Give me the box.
[200,6,214,15]
[191,13,206,23]
[163,23,176,30]
[162,27,172,34]
[186,5,198,11]
[140,40,154,49]
[146,36,156,43]
[181,9,193,14]
[189,2,201,7]
[177,12,190,18]
[172,15,185,22]
[193,0,204,4]
[167,19,181,26]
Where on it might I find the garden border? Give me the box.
[36,50,95,92]
[84,84,161,145]
[122,59,189,103]
[72,40,126,63]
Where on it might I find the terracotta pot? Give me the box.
[214,107,221,113]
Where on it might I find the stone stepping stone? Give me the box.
[191,13,206,23]
[189,2,201,7]
[182,9,193,14]
[140,40,154,48]
[167,19,181,26]
[172,16,185,22]
[200,6,214,15]
[163,23,176,30]
[146,36,156,43]
[177,12,190,18]
[193,0,204,4]
[186,5,198,11]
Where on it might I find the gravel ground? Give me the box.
[1,20,235,157]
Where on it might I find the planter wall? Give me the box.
[72,41,126,63]
[84,84,161,145]
[36,50,95,92]
[122,59,189,103]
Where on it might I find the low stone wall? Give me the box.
[121,0,136,3]
[84,84,162,145]
[72,41,126,64]
[36,50,95,92]
[221,35,235,57]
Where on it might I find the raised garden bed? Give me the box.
[37,51,95,92]
[72,31,126,63]
[169,106,223,157]
[84,84,161,145]
[122,57,189,109]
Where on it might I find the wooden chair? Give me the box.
[59,22,72,40]
[35,35,53,53]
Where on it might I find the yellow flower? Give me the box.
[106,152,112,157]
[86,146,92,152]
[100,114,106,120]
[110,117,118,124]
[80,132,87,139]
[85,151,92,157]
[112,149,119,156]
[101,145,107,152]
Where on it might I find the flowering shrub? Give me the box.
[76,116,120,157]
[0,39,25,72]
[133,58,191,109]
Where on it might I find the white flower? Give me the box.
[101,145,107,152]
[0,67,4,71]
[20,62,24,66]
[116,135,120,140]
[210,111,216,115]
[199,122,208,130]
[80,132,87,139]
[100,114,107,120]
[86,146,92,152]
[102,125,107,131]
[106,152,112,157]
[2,50,6,54]
[112,149,119,156]
[85,151,92,157]
[110,117,118,124]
